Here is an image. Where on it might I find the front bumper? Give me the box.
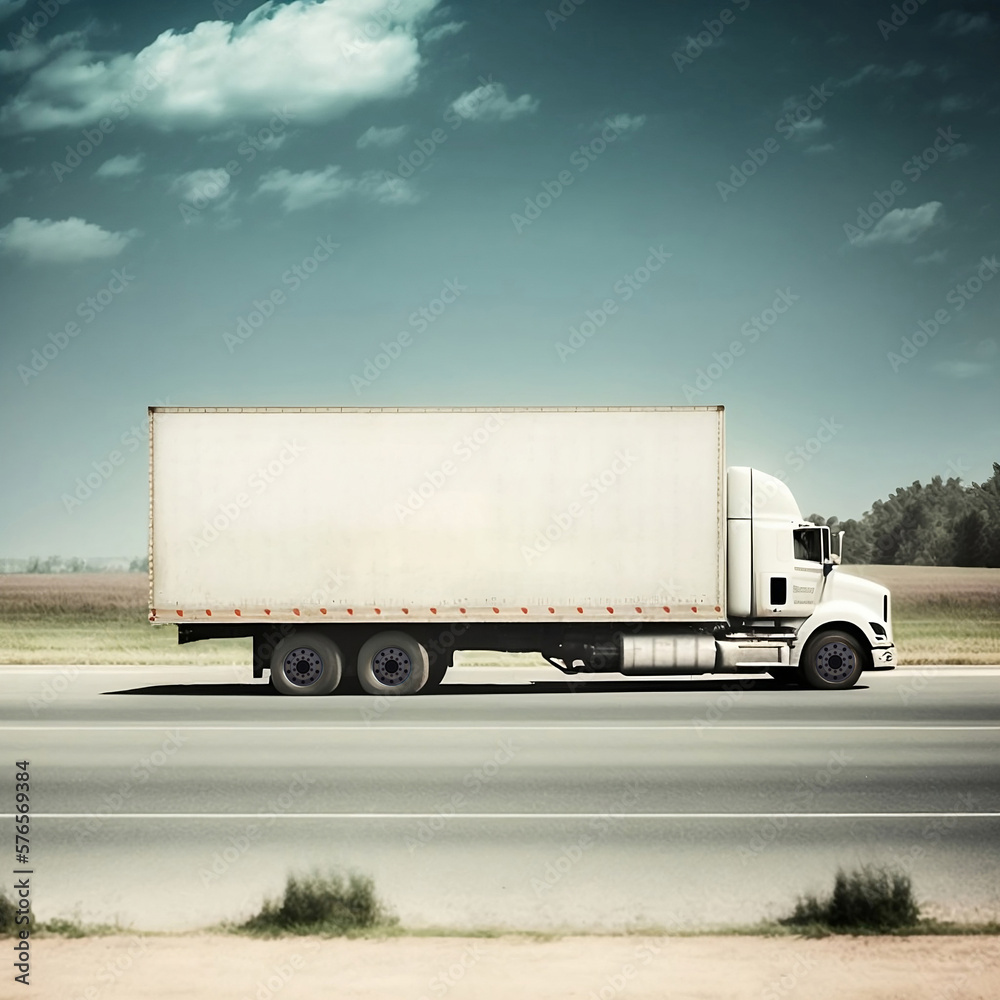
[868,644,896,671]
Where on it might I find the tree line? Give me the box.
[810,462,1000,567]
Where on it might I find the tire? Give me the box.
[421,650,453,694]
[269,630,343,696]
[357,631,430,696]
[767,667,803,686]
[799,631,864,690]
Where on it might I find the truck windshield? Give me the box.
[793,528,823,562]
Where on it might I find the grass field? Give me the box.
[0,567,997,666]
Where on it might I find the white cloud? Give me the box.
[834,62,924,88]
[602,113,645,134]
[805,142,835,154]
[789,117,826,139]
[933,360,990,378]
[853,202,943,247]
[94,153,145,179]
[1,0,440,132]
[0,216,137,263]
[356,124,408,149]
[449,82,539,122]
[914,249,948,265]
[0,0,28,23]
[0,31,83,75]
[171,168,232,203]
[936,11,994,35]
[423,20,465,42]
[256,165,419,211]
[0,166,29,192]
[931,94,978,113]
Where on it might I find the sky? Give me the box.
[0,0,998,558]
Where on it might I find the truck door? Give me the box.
[789,525,827,615]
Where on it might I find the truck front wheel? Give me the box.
[269,630,343,696]
[799,631,864,690]
[357,631,430,696]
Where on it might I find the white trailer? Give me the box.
[149,406,895,694]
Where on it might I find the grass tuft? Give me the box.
[238,871,396,937]
[781,865,920,933]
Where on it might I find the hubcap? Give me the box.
[372,645,412,686]
[814,641,856,683]
[282,646,323,687]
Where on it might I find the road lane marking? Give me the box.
[9,812,1000,820]
[1,725,999,735]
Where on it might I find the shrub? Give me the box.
[240,871,393,935]
[782,865,920,932]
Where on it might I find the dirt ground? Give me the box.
[19,934,1000,1000]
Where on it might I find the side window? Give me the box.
[793,528,822,563]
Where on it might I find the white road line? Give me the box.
[1,725,998,732]
[9,812,1000,820]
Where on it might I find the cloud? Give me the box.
[935,11,994,35]
[789,117,826,139]
[0,31,83,75]
[914,249,948,265]
[449,82,539,122]
[0,0,28,23]
[929,94,978,113]
[256,165,418,211]
[171,168,232,203]
[0,166,29,192]
[853,202,943,247]
[356,124,408,149]
[1,0,440,132]
[602,113,645,134]
[833,62,924,88]
[94,153,145,179]
[0,216,137,262]
[804,142,835,154]
[423,20,465,42]
[933,360,990,378]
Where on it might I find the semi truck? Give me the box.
[149,406,895,694]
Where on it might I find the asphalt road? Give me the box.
[3,664,999,931]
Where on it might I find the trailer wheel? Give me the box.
[357,631,429,696]
[269,631,343,696]
[799,631,864,690]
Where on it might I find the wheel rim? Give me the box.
[813,640,857,683]
[372,646,412,686]
[282,646,324,688]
